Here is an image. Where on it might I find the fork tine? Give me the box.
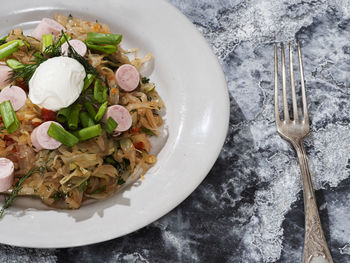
[297,42,309,121]
[289,42,299,121]
[281,43,290,120]
[274,44,281,123]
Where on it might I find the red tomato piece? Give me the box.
[134,142,145,150]
[41,108,57,121]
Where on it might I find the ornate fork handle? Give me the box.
[292,140,334,263]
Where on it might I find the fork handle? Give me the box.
[293,140,334,263]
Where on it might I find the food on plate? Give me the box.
[0,14,165,215]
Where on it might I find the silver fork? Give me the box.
[274,42,334,263]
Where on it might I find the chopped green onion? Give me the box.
[67,104,82,130]
[42,34,53,53]
[86,32,122,45]
[83,73,95,91]
[75,124,102,141]
[6,59,24,70]
[0,41,19,60]
[47,123,79,147]
[79,111,95,128]
[0,40,24,49]
[56,33,71,47]
[142,83,155,93]
[93,79,107,103]
[85,41,117,54]
[105,117,118,134]
[141,127,155,135]
[56,107,72,124]
[94,101,108,122]
[84,101,97,119]
[0,35,7,45]
[0,101,20,134]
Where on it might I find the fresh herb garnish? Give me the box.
[63,32,101,79]
[91,185,106,194]
[8,52,46,82]
[9,31,102,83]
[117,178,125,185]
[104,156,121,171]
[0,168,39,218]
[141,77,150,84]
[43,43,62,57]
[79,180,88,192]
[52,191,67,201]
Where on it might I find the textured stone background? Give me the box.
[2,0,350,262]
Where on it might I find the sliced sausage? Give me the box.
[31,121,62,152]
[31,18,66,41]
[0,85,27,111]
[104,105,132,132]
[61,40,87,57]
[0,66,12,88]
[0,158,14,192]
[115,64,140,92]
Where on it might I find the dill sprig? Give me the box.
[43,43,62,57]
[0,167,42,219]
[8,43,61,83]
[8,53,47,83]
[63,32,101,79]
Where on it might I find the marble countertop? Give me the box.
[2,0,350,262]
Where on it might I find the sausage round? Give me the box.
[104,105,132,132]
[0,85,27,111]
[31,121,62,152]
[61,40,87,57]
[115,64,140,92]
[0,158,14,192]
[31,18,66,41]
[0,66,12,88]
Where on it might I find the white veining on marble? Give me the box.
[339,244,350,255]
[170,0,350,262]
[1,1,350,263]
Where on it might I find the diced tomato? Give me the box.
[110,88,118,94]
[41,108,57,121]
[32,121,42,127]
[134,142,145,150]
[4,135,15,146]
[16,79,29,92]
[130,127,140,135]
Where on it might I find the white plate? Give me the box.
[0,0,229,248]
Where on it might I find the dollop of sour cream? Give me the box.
[29,57,86,111]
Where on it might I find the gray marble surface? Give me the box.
[2,0,350,262]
